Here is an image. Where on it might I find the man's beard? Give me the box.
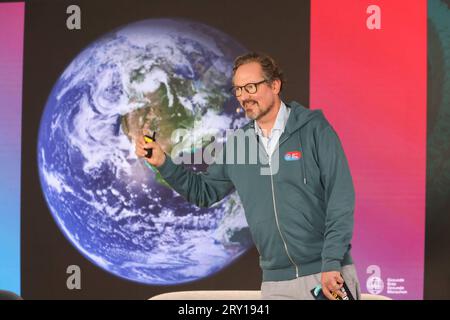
[243,100,273,121]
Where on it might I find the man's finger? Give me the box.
[135,149,145,157]
[333,288,347,300]
[327,281,339,291]
[336,274,345,284]
[137,141,146,150]
[144,141,157,149]
[323,288,337,300]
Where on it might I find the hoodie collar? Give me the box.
[243,101,323,133]
[283,101,323,134]
[254,101,290,138]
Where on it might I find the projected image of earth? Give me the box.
[37,19,252,285]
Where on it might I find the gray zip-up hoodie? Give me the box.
[156,101,355,281]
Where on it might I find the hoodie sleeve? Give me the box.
[155,147,234,208]
[317,125,355,273]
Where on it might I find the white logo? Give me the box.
[66,5,81,30]
[66,265,81,290]
[366,265,384,294]
[366,5,381,30]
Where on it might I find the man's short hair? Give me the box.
[232,52,284,92]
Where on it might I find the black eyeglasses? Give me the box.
[230,79,268,97]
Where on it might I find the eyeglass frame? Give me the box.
[230,79,269,97]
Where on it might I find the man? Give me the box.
[135,52,361,300]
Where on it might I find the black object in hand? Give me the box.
[143,131,156,158]
[311,281,355,300]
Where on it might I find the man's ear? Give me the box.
[271,79,281,95]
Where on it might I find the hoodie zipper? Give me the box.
[253,116,302,278]
[269,158,299,278]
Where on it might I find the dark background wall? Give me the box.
[424,0,450,300]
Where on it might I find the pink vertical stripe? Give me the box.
[0,2,25,295]
[311,0,426,299]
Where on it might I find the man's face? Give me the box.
[233,62,280,121]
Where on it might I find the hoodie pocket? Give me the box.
[248,217,291,269]
[248,218,275,259]
[302,175,325,204]
[280,191,326,240]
